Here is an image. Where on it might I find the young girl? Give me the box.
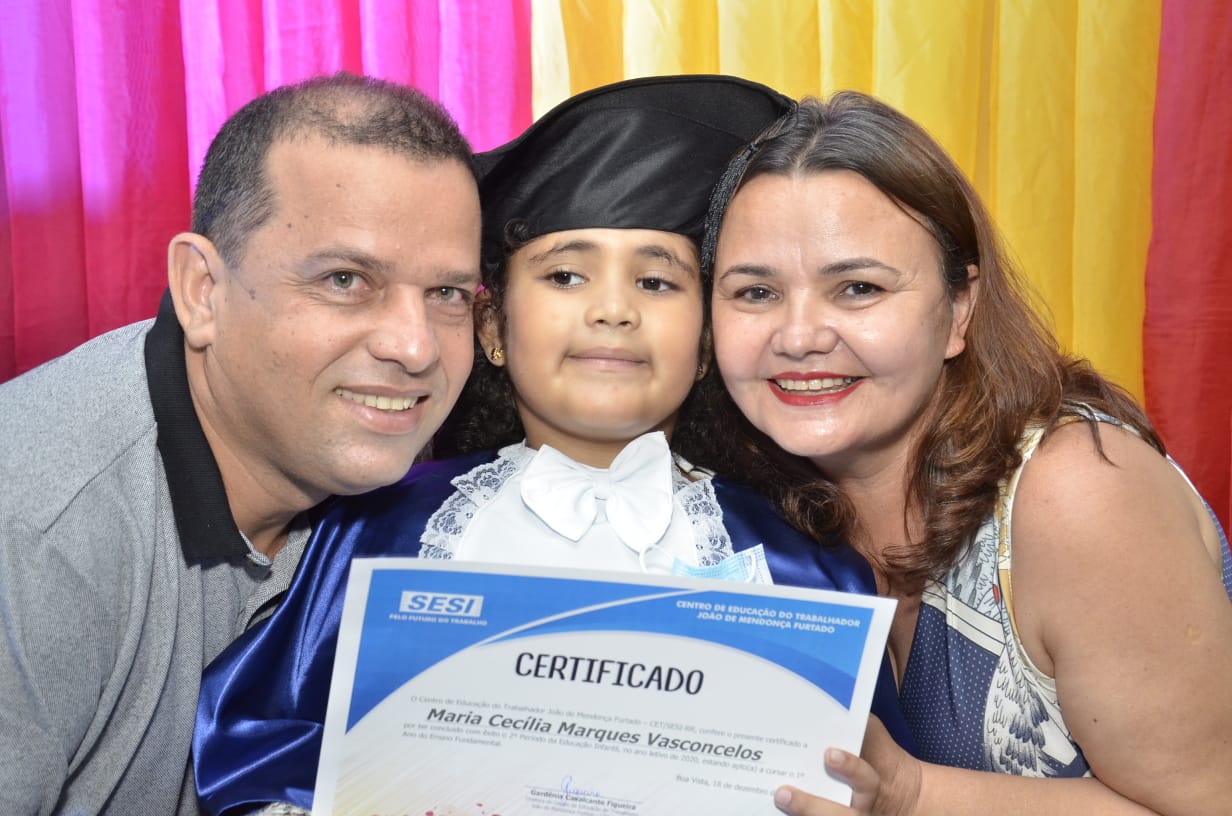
[193,76,907,816]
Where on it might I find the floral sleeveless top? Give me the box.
[899,417,1232,774]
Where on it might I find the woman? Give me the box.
[700,92,1232,815]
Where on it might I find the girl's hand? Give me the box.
[772,717,920,816]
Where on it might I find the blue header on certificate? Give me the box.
[349,564,875,729]
[315,560,897,814]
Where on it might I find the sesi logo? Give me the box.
[399,591,484,617]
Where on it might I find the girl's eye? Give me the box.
[547,271,583,287]
[637,277,675,293]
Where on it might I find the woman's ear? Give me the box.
[167,233,224,350]
[945,264,980,359]
[474,289,506,367]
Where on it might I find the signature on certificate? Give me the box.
[561,775,604,799]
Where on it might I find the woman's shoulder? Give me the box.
[1002,421,1232,811]
[1008,416,1227,669]
[1014,418,1205,547]
[1011,417,1212,572]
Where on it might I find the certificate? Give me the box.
[314,559,895,816]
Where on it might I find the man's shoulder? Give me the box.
[0,319,155,403]
[0,320,161,527]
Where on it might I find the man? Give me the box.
[0,73,480,815]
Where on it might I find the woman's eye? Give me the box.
[842,281,882,297]
[738,285,776,302]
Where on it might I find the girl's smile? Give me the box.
[567,346,647,369]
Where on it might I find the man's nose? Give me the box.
[367,289,442,374]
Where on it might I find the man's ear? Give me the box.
[945,264,980,360]
[167,233,224,351]
[473,289,505,367]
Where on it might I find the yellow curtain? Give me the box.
[532,0,1159,398]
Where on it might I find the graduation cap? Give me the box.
[475,74,795,264]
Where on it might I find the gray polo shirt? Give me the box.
[0,294,308,815]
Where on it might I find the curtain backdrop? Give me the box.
[1,0,1228,528]
[1144,1,1232,536]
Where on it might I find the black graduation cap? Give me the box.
[475,74,795,264]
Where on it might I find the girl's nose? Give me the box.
[584,279,640,329]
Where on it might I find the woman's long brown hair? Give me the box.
[700,92,1161,588]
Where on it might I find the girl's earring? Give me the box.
[490,347,505,362]
[696,362,707,380]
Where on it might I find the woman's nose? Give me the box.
[770,301,839,358]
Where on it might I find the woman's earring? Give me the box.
[490,347,504,362]
[696,363,707,380]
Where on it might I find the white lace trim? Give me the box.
[675,476,734,565]
[419,443,734,564]
[420,444,529,559]
[253,804,311,816]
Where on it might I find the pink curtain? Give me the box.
[0,0,531,380]
[1144,0,1232,531]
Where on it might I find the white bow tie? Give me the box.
[520,432,675,556]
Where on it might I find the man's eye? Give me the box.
[330,271,358,289]
[433,287,469,302]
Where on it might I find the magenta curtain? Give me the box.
[0,0,531,381]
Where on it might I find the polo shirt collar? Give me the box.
[143,290,250,561]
